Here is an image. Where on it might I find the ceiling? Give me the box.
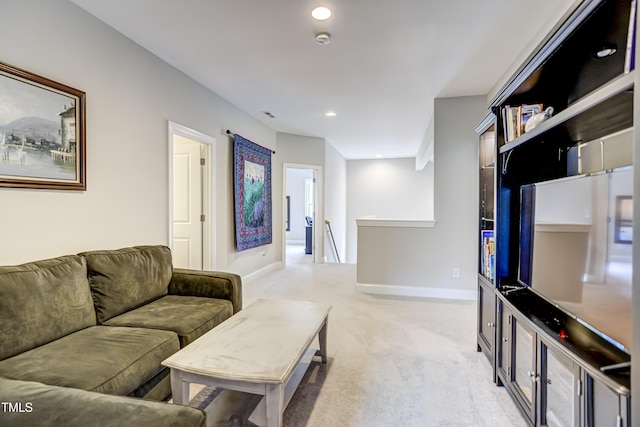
[71,0,576,160]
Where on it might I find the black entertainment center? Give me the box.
[476,0,635,425]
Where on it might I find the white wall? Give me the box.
[355,96,484,295]
[345,157,434,263]
[429,96,485,291]
[276,133,326,260]
[415,114,434,170]
[324,143,347,263]
[285,168,314,242]
[0,0,277,277]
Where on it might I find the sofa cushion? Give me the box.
[80,246,172,323]
[0,255,96,361]
[170,269,243,314]
[104,295,233,347]
[0,326,179,396]
[0,377,206,427]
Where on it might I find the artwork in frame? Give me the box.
[0,61,86,190]
[233,134,272,251]
[615,195,633,244]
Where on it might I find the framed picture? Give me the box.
[233,133,272,251]
[0,61,86,190]
[615,195,633,244]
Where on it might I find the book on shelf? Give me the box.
[518,104,543,135]
[502,103,543,142]
[501,106,519,143]
[480,230,495,281]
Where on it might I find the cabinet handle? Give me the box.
[487,322,495,328]
[503,337,508,342]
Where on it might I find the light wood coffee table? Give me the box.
[162,298,331,427]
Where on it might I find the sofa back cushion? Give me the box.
[0,255,96,361]
[80,246,172,323]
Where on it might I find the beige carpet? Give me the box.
[178,246,526,426]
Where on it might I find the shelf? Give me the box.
[355,218,437,228]
[478,273,493,287]
[498,288,630,394]
[500,71,634,153]
[484,0,635,422]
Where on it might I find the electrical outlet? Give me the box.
[452,268,460,278]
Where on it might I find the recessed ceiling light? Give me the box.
[311,6,332,21]
[325,111,336,117]
[594,45,617,58]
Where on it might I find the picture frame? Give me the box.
[0,61,86,190]
[614,195,633,244]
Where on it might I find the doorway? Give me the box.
[283,164,323,266]
[168,121,216,270]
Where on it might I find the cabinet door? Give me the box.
[511,315,536,424]
[480,166,495,223]
[586,374,629,427]
[497,302,510,383]
[478,124,495,225]
[477,280,495,360]
[539,340,581,427]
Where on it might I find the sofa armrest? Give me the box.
[168,269,242,314]
[0,377,205,427]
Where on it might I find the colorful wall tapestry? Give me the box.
[233,134,272,251]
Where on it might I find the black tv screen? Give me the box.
[518,167,633,352]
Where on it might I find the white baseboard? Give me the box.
[242,262,283,283]
[355,283,476,301]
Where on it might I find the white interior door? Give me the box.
[172,136,203,269]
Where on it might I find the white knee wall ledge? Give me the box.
[355,218,437,228]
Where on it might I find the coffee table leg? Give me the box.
[265,383,284,427]
[318,317,328,364]
[170,370,190,406]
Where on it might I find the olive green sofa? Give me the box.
[0,245,242,426]
[0,377,206,427]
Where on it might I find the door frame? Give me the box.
[282,163,324,266]
[168,121,216,270]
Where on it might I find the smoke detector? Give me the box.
[315,32,331,46]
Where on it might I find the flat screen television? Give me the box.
[518,167,633,353]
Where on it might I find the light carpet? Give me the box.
[175,246,526,426]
